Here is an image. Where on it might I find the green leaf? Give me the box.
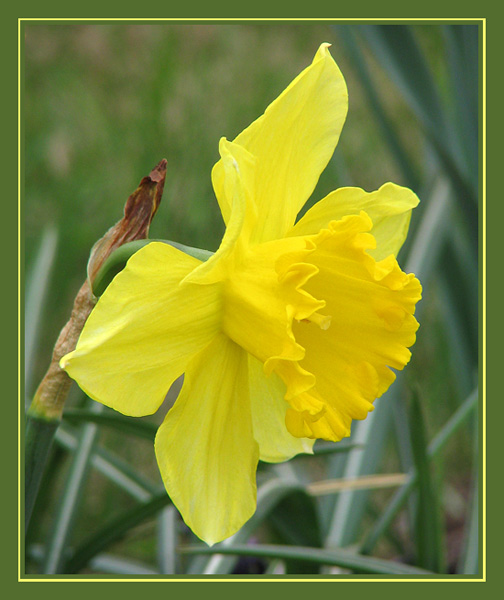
[360,387,478,555]
[27,545,160,575]
[310,441,364,456]
[457,472,479,575]
[440,228,479,365]
[24,414,60,533]
[436,274,477,400]
[358,26,447,133]
[24,226,59,402]
[43,401,104,574]
[157,506,178,574]
[408,389,445,572]
[64,491,171,574]
[355,24,477,222]
[180,543,434,576]
[55,425,159,501]
[404,176,453,279]
[323,394,394,548]
[63,407,158,441]
[457,430,479,574]
[268,488,322,574]
[334,24,421,190]
[442,24,478,189]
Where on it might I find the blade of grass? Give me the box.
[181,543,434,576]
[436,276,477,400]
[24,414,60,532]
[448,219,478,323]
[43,400,104,574]
[457,471,479,575]
[405,176,452,278]
[442,24,478,188]
[267,484,323,574]
[391,390,418,552]
[263,559,286,575]
[441,231,478,364]
[334,24,421,190]
[324,394,394,548]
[85,554,159,575]
[24,226,59,403]
[309,441,364,457]
[157,506,178,575]
[27,545,160,575]
[317,441,358,532]
[360,387,478,555]
[408,389,445,572]
[55,426,158,501]
[64,490,171,574]
[356,25,448,139]
[355,24,476,208]
[457,426,479,574]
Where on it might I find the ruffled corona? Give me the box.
[221,210,421,444]
[285,212,421,440]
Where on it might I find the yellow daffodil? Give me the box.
[61,43,422,545]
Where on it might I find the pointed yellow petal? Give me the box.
[289,183,420,260]
[288,213,422,441]
[187,137,256,285]
[213,43,348,244]
[211,137,256,235]
[155,334,259,545]
[248,354,314,463]
[61,242,222,416]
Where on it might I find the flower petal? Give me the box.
[287,212,422,441]
[155,334,259,545]
[187,137,256,285]
[248,353,314,463]
[212,43,348,244]
[211,137,256,236]
[61,242,221,417]
[289,183,420,260]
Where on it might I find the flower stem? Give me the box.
[25,281,96,532]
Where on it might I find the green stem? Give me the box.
[92,239,214,297]
[24,414,60,531]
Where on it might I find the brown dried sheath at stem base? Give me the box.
[25,160,167,530]
[87,159,167,285]
[29,159,166,420]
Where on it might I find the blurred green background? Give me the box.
[23,22,480,576]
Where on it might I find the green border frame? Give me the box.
[13,9,493,589]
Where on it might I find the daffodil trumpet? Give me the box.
[61,43,422,545]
